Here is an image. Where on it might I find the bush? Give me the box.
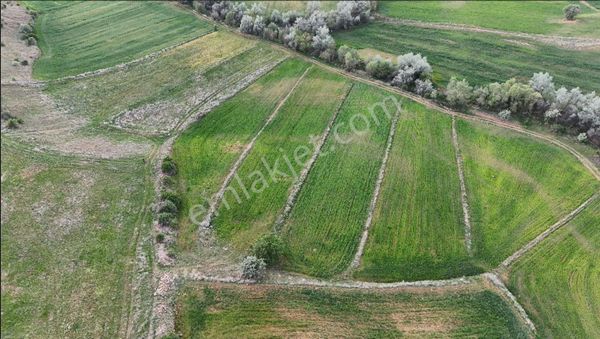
[6,118,21,129]
[26,37,36,46]
[577,132,588,143]
[20,60,28,66]
[414,79,435,97]
[498,109,512,120]
[161,190,182,209]
[161,157,177,176]
[156,233,165,243]
[563,4,581,20]
[445,77,473,108]
[158,200,178,214]
[365,55,395,81]
[162,175,176,187]
[241,256,266,281]
[158,212,176,228]
[251,234,284,267]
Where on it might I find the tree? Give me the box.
[563,4,581,21]
[270,9,283,25]
[365,55,395,80]
[241,256,266,280]
[446,77,473,108]
[529,72,556,103]
[498,109,512,120]
[312,25,335,54]
[251,234,284,267]
[239,14,254,34]
[414,79,435,97]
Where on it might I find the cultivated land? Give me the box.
[213,67,352,251]
[457,119,600,269]
[174,282,528,338]
[378,1,600,38]
[172,59,309,254]
[355,103,479,282]
[0,138,151,338]
[334,22,600,90]
[23,1,213,79]
[280,83,400,278]
[508,198,600,338]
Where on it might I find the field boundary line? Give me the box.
[373,13,600,50]
[483,273,536,337]
[198,66,312,229]
[273,82,354,232]
[499,192,599,268]
[451,116,473,256]
[346,102,402,274]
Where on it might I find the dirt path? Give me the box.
[197,66,312,230]
[346,104,401,274]
[451,116,473,255]
[373,14,600,50]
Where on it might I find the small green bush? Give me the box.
[158,200,178,214]
[251,233,284,267]
[162,175,176,187]
[26,37,36,46]
[6,118,21,129]
[158,212,176,228]
[161,156,178,175]
[161,190,182,209]
[156,233,165,243]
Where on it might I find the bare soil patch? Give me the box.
[0,1,39,82]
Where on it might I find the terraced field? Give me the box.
[280,83,401,278]
[378,1,600,38]
[174,283,528,338]
[457,119,600,269]
[334,22,600,90]
[0,138,151,338]
[213,67,352,251]
[355,103,479,282]
[508,199,600,338]
[24,1,212,79]
[172,59,309,253]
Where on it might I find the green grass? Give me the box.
[355,104,481,282]
[508,199,600,338]
[0,138,151,338]
[26,1,213,79]
[457,119,600,269]
[174,283,528,338]
[280,83,400,278]
[172,59,310,253]
[333,22,600,91]
[213,67,352,251]
[378,1,600,38]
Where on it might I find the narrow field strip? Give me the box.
[355,103,478,282]
[280,83,401,278]
[456,118,600,270]
[198,66,312,230]
[508,199,600,338]
[172,59,310,252]
[213,68,352,251]
[273,83,354,232]
[452,116,473,256]
[347,100,400,273]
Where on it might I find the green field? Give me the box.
[0,138,151,338]
[172,59,309,253]
[25,1,212,79]
[378,1,600,38]
[213,68,351,251]
[457,119,600,269]
[355,104,480,282]
[174,283,528,338]
[45,32,283,135]
[333,22,600,90]
[508,199,600,338]
[280,83,400,278]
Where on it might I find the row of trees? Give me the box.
[193,1,372,60]
[445,73,600,146]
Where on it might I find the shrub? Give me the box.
[161,157,177,176]
[414,79,435,97]
[577,132,588,143]
[7,118,20,129]
[498,109,512,120]
[563,4,581,20]
[156,233,165,243]
[20,60,28,66]
[365,55,395,80]
[26,37,36,46]
[162,175,176,187]
[446,77,473,108]
[394,52,432,88]
[337,45,361,71]
[161,190,182,209]
[240,14,254,34]
[241,256,266,281]
[158,212,176,228]
[158,200,178,214]
[251,234,284,267]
